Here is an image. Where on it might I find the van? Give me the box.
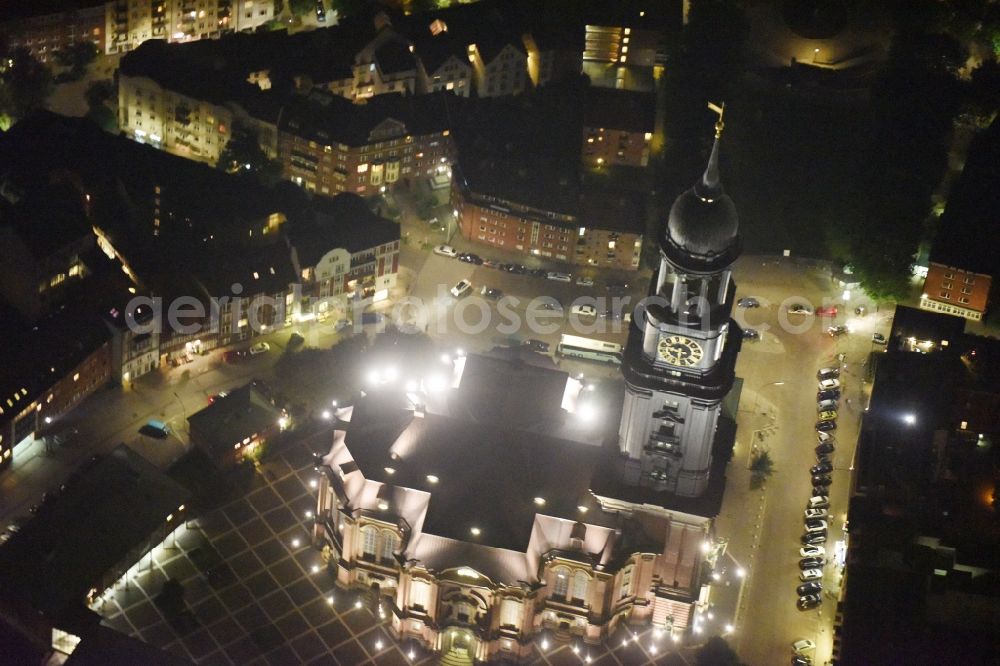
[140,420,170,438]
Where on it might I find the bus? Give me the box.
[556,334,623,365]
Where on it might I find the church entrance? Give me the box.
[439,628,476,666]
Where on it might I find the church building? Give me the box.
[311,112,744,662]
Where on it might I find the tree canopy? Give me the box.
[217,124,282,182]
[0,48,52,128]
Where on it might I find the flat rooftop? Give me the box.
[0,445,190,624]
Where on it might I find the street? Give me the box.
[718,257,892,666]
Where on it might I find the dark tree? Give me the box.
[0,48,53,125]
[217,124,282,181]
[695,636,745,666]
[53,41,98,76]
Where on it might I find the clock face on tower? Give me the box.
[657,335,704,367]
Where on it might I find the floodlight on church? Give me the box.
[577,403,598,423]
[425,374,447,393]
[321,410,331,419]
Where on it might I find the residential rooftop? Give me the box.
[0,446,189,625]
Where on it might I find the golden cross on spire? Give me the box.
[707,101,725,138]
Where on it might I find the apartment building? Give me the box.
[0,1,106,62]
[277,91,456,197]
[581,88,655,168]
[453,170,644,270]
[105,0,274,54]
[919,117,998,322]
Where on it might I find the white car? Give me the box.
[793,639,816,654]
[805,508,828,520]
[804,520,827,534]
[817,431,835,444]
[799,569,823,581]
[433,244,457,257]
[818,378,841,391]
[547,272,572,283]
[808,496,829,508]
[799,545,824,558]
[249,342,270,355]
[817,367,841,379]
[570,304,597,317]
[576,276,595,286]
[817,399,839,412]
[450,279,473,298]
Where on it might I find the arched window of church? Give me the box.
[553,566,569,598]
[361,525,378,558]
[409,579,429,611]
[572,570,589,602]
[500,598,522,629]
[380,530,398,562]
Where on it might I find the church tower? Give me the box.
[619,105,743,497]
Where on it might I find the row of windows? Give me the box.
[359,525,399,563]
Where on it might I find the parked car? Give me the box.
[537,298,563,312]
[315,1,326,21]
[804,519,827,532]
[799,568,823,581]
[570,304,597,317]
[792,656,813,666]
[818,378,840,390]
[797,594,822,610]
[450,279,473,298]
[528,268,548,278]
[458,252,483,265]
[139,420,170,439]
[816,306,838,317]
[576,276,595,286]
[828,324,849,337]
[798,555,825,569]
[249,342,270,356]
[333,318,352,332]
[546,271,572,282]
[523,339,550,353]
[805,508,828,520]
[815,442,835,455]
[873,332,887,344]
[433,244,457,257]
[801,532,827,546]
[743,328,761,341]
[223,349,248,364]
[800,545,824,558]
[811,474,833,486]
[480,286,503,300]
[817,388,841,401]
[818,410,837,422]
[811,486,829,498]
[207,391,229,405]
[804,521,827,535]
[788,303,813,315]
[807,495,829,508]
[737,297,760,308]
[811,461,834,474]
[815,420,837,432]
[817,399,838,412]
[816,453,831,465]
[817,367,840,379]
[816,430,835,443]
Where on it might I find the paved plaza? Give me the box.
[89,437,709,665]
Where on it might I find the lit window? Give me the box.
[619,566,633,598]
[380,531,398,561]
[357,163,369,173]
[572,570,589,601]
[578,227,586,237]
[361,526,378,557]
[500,599,522,628]
[73,373,80,382]
[553,567,569,597]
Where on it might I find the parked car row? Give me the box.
[797,366,843,611]
[433,245,615,287]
